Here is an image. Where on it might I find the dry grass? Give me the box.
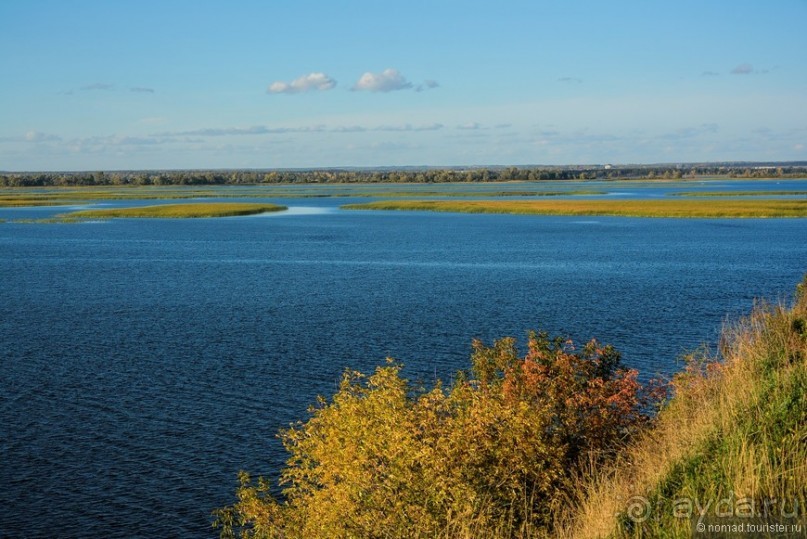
[557,278,807,538]
[342,199,807,218]
[62,202,287,219]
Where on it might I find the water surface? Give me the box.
[1,182,806,537]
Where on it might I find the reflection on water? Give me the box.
[257,206,336,217]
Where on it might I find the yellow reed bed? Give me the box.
[64,202,287,219]
[343,198,807,218]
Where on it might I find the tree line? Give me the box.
[1,164,805,187]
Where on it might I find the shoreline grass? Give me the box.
[61,202,287,219]
[558,278,807,538]
[342,199,807,218]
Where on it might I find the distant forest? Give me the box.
[2,163,806,187]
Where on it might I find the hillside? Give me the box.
[562,278,806,538]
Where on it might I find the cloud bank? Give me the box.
[268,72,336,94]
[153,122,445,138]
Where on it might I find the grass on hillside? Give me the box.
[559,278,807,538]
[61,202,287,219]
[343,199,807,218]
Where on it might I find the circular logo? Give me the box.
[626,495,652,523]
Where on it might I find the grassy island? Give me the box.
[671,190,807,197]
[342,199,807,218]
[63,202,286,219]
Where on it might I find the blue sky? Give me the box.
[1,0,806,171]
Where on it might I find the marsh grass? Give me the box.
[0,187,607,207]
[0,198,82,207]
[671,190,807,197]
[0,189,277,206]
[557,277,807,538]
[343,199,807,218]
[337,189,607,198]
[62,202,286,219]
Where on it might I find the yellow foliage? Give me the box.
[216,335,660,538]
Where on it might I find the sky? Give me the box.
[1,0,806,171]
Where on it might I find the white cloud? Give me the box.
[130,87,155,93]
[267,72,336,94]
[352,68,413,92]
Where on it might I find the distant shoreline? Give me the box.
[2,163,807,187]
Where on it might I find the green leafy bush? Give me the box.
[215,332,664,538]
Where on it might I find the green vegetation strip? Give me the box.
[337,189,607,198]
[0,187,607,206]
[343,199,807,218]
[62,202,287,219]
[0,191,279,206]
[671,190,807,197]
[0,198,78,207]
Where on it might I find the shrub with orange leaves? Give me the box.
[215,332,665,538]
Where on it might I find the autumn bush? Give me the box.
[215,332,664,538]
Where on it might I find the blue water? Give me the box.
[1,187,806,537]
